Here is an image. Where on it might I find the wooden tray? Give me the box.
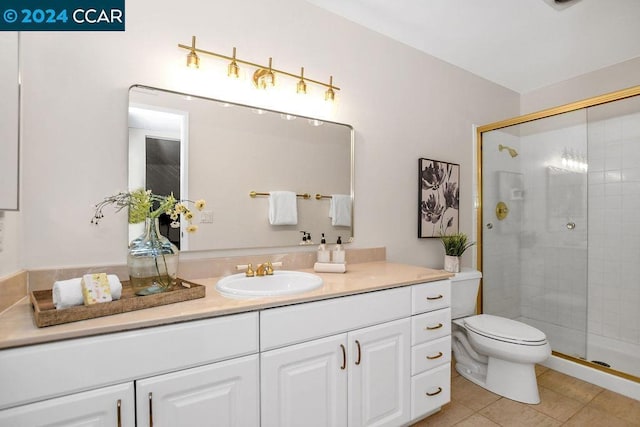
[30,278,206,328]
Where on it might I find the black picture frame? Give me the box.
[418,158,460,238]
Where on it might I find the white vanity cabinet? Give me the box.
[0,382,135,427]
[409,280,452,421]
[0,277,453,427]
[136,354,259,427]
[0,312,259,427]
[260,287,412,427]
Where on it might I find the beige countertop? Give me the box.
[0,261,452,350]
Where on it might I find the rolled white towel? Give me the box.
[52,275,122,309]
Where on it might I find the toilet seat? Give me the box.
[464,314,547,346]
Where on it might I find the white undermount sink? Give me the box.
[216,270,323,299]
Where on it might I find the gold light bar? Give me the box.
[178,36,340,94]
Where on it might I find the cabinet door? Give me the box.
[348,318,411,427]
[261,334,348,427]
[136,354,259,427]
[0,382,134,427]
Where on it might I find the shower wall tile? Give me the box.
[587,109,640,347]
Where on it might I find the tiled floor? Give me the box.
[411,364,640,426]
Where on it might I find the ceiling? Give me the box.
[305,0,640,93]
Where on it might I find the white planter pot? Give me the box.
[444,255,460,273]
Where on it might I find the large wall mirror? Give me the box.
[0,33,20,210]
[128,85,354,252]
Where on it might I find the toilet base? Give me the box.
[485,357,540,404]
[455,356,541,404]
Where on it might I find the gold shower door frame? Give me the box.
[476,84,640,383]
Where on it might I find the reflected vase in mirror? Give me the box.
[128,218,179,295]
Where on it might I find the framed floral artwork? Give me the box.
[418,158,460,238]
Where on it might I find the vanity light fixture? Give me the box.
[296,67,307,94]
[227,47,240,78]
[186,36,200,69]
[177,36,340,101]
[325,76,335,102]
[253,57,276,89]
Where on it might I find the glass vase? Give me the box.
[127,218,179,296]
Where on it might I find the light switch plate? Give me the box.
[200,210,214,223]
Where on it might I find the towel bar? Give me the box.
[249,191,310,199]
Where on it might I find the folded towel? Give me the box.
[53,274,123,309]
[269,191,298,225]
[81,273,113,305]
[313,262,347,273]
[329,194,351,227]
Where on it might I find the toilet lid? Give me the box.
[464,314,547,344]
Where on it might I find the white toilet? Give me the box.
[451,269,551,404]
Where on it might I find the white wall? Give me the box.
[521,57,640,114]
[11,0,518,272]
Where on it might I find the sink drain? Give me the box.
[591,360,611,368]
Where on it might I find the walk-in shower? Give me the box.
[477,85,640,397]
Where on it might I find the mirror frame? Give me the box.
[128,84,355,251]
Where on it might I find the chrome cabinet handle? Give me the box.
[355,340,362,365]
[426,351,443,360]
[426,387,443,397]
[149,392,153,427]
[117,399,122,427]
[340,344,346,370]
[426,295,443,300]
[567,222,576,230]
[425,323,443,330]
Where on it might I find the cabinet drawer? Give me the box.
[260,287,411,351]
[411,336,451,375]
[411,308,451,345]
[411,280,451,314]
[411,363,451,421]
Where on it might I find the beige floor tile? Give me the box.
[533,386,585,422]
[563,405,636,427]
[411,401,474,427]
[537,369,603,404]
[452,413,500,427]
[588,389,640,425]
[450,375,500,411]
[536,364,550,377]
[479,398,562,427]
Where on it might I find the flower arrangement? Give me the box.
[91,189,207,295]
[439,232,475,257]
[91,189,206,230]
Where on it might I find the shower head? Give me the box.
[498,144,518,158]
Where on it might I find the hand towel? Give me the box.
[269,191,298,225]
[81,273,113,305]
[329,194,351,227]
[52,274,123,309]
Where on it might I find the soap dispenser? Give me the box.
[332,236,345,263]
[317,233,330,263]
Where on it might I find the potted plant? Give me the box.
[439,232,475,273]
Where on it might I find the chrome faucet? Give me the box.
[256,261,274,276]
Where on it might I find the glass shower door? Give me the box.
[481,109,589,360]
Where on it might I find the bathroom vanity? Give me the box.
[0,262,452,426]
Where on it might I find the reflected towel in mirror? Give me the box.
[330,194,351,226]
[269,191,298,225]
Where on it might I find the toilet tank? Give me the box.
[451,268,483,319]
